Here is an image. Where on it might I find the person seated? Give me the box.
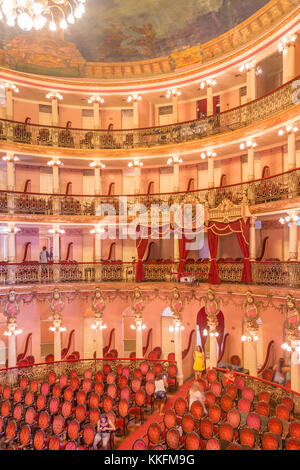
[223,365,236,386]
[188,380,207,414]
[154,373,168,416]
[93,413,115,450]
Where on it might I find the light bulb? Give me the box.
[60,19,68,30]
[67,14,75,24]
[241,335,246,342]
[49,21,57,31]
[203,329,208,336]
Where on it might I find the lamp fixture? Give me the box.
[131,323,147,331]
[91,323,107,331]
[281,341,300,353]
[4,328,22,336]
[0,0,86,32]
[200,150,216,160]
[88,95,104,104]
[47,159,62,166]
[200,78,217,89]
[48,227,65,234]
[238,62,262,75]
[89,161,105,169]
[2,154,19,162]
[128,160,143,168]
[278,34,297,54]
[0,82,19,93]
[90,226,105,235]
[46,91,63,101]
[49,326,66,332]
[3,226,20,234]
[279,213,299,225]
[167,155,183,165]
[241,334,259,342]
[127,94,141,103]
[278,124,298,136]
[240,140,257,150]
[166,88,181,98]
[169,325,184,332]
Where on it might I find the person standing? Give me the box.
[193,345,205,380]
[39,246,49,263]
[272,358,290,385]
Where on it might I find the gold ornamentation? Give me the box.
[3,290,20,321]
[131,287,145,319]
[91,288,105,319]
[170,287,184,320]
[49,288,65,321]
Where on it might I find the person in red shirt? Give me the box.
[223,365,236,386]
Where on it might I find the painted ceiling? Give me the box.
[0,0,274,75]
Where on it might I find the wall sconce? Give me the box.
[127,94,141,103]
[47,159,62,166]
[89,161,105,168]
[281,342,300,353]
[279,213,298,225]
[278,124,298,136]
[90,226,105,235]
[240,140,257,150]
[128,160,143,167]
[48,227,65,234]
[167,155,183,165]
[2,154,19,162]
[131,323,147,331]
[46,92,63,100]
[241,335,259,342]
[91,323,107,331]
[49,326,66,332]
[88,95,104,104]
[3,226,20,234]
[238,62,262,75]
[200,150,217,159]
[1,83,19,93]
[166,88,181,98]
[278,35,297,54]
[4,328,22,336]
[200,78,217,89]
[169,325,184,332]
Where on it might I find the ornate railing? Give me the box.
[1,167,300,217]
[2,260,300,288]
[0,76,298,151]
[0,357,174,387]
[214,367,300,417]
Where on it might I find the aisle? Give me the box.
[117,378,194,450]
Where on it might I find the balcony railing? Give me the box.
[1,166,300,217]
[0,75,297,151]
[1,260,300,288]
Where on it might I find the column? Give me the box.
[289,211,298,261]
[291,340,300,393]
[93,101,101,129]
[95,319,104,360]
[94,166,102,195]
[51,97,59,126]
[208,156,214,188]
[250,217,257,261]
[287,131,296,170]
[95,233,102,262]
[248,147,255,181]
[133,100,139,129]
[246,68,256,102]
[174,318,183,386]
[174,234,180,262]
[134,165,140,194]
[283,41,296,83]
[207,86,213,116]
[7,226,16,263]
[172,93,179,124]
[173,163,179,192]
[247,340,258,377]
[135,317,143,358]
[52,162,60,194]
[209,334,218,368]
[53,322,62,362]
[5,87,13,120]
[6,157,15,191]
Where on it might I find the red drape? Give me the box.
[207,218,252,285]
[135,237,149,281]
[178,234,189,280]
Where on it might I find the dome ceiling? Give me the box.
[0,0,284,77]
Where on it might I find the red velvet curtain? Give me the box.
[207,218,252,285]
[213,96,219,114]
[178,234,189,280]
[197,99,207,118]
[135,237,149,281]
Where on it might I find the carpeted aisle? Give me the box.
[117,378,194,450]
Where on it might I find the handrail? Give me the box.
[0,74,298,150]
[258,340,275,375]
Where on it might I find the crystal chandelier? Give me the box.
[0,0,86,32]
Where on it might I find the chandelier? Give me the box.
[0,0,86,32]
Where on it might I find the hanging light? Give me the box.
[0,0,86,32]
[200,78,217,89]
[279,213,298,225]
[238,61,262,75]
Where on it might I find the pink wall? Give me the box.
[101,109,122,130]
[140,167,160,194]
[220,157,241,185]
[101,169,123,195]
[60,168,83,195]
[13,100,39,123]
[16,228,40,262]
[138,99,150,128]
[220,89,240,112]
[260,147,283,176]
[60,229,83,262]
[59,106,82,129]
[178,101,197,122]
[179,164,198,191]
[15,164,40,193]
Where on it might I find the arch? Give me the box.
[196,306,225,363]
[23,180,31,193]
[22,242,31,262]
[64,242,73,261]
[161,307,174,359]
[65,182,72,195]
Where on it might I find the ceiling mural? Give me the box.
[0,0,282,77]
